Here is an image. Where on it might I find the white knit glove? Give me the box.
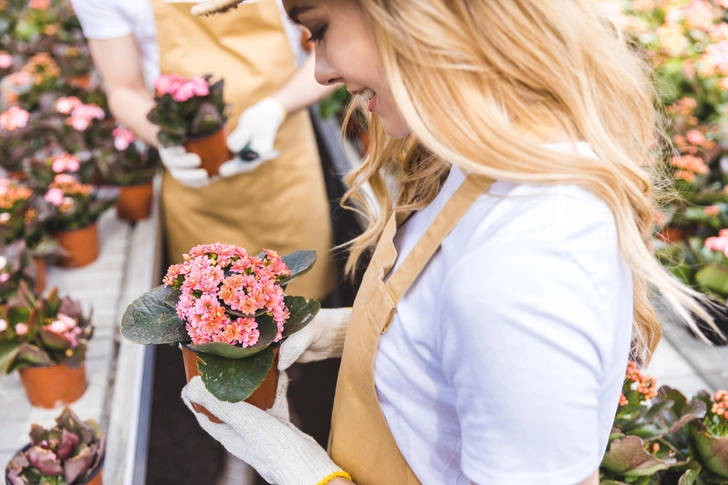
[159,145,210,188]
[182,374,348,485]
[219,97,286,177]
[278,307,352,371]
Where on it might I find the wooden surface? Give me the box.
[0,189,159,484]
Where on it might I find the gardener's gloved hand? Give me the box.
[219,97,286,178]
[278,307,352,371]
[182,375,350,485]
[159,145,210,188]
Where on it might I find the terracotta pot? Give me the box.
[5,444,103,485]
[183,128,230,177]
[7,171,25,181]
[658,226,689,244]
[19,362,87,408]
[117,182,153,222]
[52,223,99,268]
[33,257,46,293]
[66,73,91,90]
[181,345,280,424]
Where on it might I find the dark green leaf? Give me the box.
[14,343,52,367]
[281,296,320,338]
[197,347,275,403]
[39,328,72,350]
[121,285,190,345]
[0,340,21,376]
[602,436,671,477]
[691,422,728,478]
[278,250,317,287]
[679,469,700,485]
[697,264,728,298]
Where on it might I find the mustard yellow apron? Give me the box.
[152,0,335,301]
[329,173,495,484]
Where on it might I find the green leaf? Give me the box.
[679,469,701,485]
[624,399,674,433]
[278,250,317,287]
[197,347,275,403]
[121,285,190,345]
[39,328,72,350]
[14,343,52,367]
[0,340,21,376]
[281,296,320,338]
[188,314,278,358]
[691,422,728,478]
[696,264,728,298]
[601,436,671,477]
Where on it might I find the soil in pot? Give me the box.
[117,182,153,222]
[181,345,280,424]
[33,258,46,293]
[5,443,104,485]
[19,361,87,408]
[52,223,99,268]
[183,128,230,178]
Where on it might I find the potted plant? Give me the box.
[96,126,159,221]
[121,244,320,422]
[0,178,63,291]
[147,74,231,176]
[5,407,105,485]
[42,174,116,268]
[0,241,41,304]
[0,283,93,408]
[687,390,728,482]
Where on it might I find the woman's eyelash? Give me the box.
[307,26,328,43]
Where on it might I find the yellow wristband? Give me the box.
[316,471,352,485]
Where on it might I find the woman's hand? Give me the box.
[278,307,352,370]
[182,375,351,485]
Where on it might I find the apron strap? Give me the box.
[385,173,494,305]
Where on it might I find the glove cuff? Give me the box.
[317,471,352,485]
[265,96,288,123]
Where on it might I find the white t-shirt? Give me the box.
[375,142,634,485]
[70,0,304,88]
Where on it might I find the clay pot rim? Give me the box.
[19,360,84,371]
[4,443,105,485]
[51,221,99,235]
[185,125,225,142]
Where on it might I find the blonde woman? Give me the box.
[182,1,712,484]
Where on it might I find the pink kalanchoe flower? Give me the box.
[0,106,30,131]
[72,103,106,121]
[54,174,77,184]
[686,129,707,146]
[0,273,9,283]
[0,319,7,332]
[154,74,184,97]
[0,53,12,70]
[28,0,50,10]
[189,77,210,97]
[172,82,196,102]
[15,323,28,336]
[112,127,137,151]
[67,116,90,131]
[44,188,64,207]
[54,96,82,115]
[51,153,81,174]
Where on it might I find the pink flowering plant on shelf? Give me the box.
[146,74,229,147]
[42,175,116,232]
[0,241,40,305]
[121,244,320,402]
[96,126,160,186]
[0,282,93,378]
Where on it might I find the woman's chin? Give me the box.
[382,119,411,140]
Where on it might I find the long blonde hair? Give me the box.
[340,0,716,362]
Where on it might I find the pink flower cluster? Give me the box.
[154,74,210,103]
[0,107,30,131]
[0,52,12,70]
[112,127,137,151]
[46,313,82,348]
[164,244,291,347]
[51,153,81,174]
[704,229,728,256]
[54,97,105,131]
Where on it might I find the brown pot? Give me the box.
[181,345,280,424]
[5,444,103,485]
[66,73,91,90]
[7,171,25,181]
[183,128,230,177]
[116,182,154,222]
[18,362,87,408]
[33,258,46,293]
[52,223,99,268]
[658,226,689,244]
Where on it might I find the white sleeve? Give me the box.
[440,236,610,485]
[70,0,133,40]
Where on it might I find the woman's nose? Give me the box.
[314,53,342,86]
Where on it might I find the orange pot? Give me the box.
[117,182,154,222]
[658,226,689,244]
[19,362,87,408]
[33,258,46,293]
[183,128,230,177]
[66,73,91,90]
[52,223,99,268]
[7,171,25,181]
[181,345,280,424]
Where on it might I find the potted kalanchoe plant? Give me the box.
[147,74,230,176]
[686,390,728,483]
[0,282,93,408]
[5,407,105,485]
[0,177,63,291]
[42,174,116,268]
[0,240,40,304]
[122,244,320,422]
[96,126,160,222]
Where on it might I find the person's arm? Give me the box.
[273,54,339,116]
[87,35,160,147]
